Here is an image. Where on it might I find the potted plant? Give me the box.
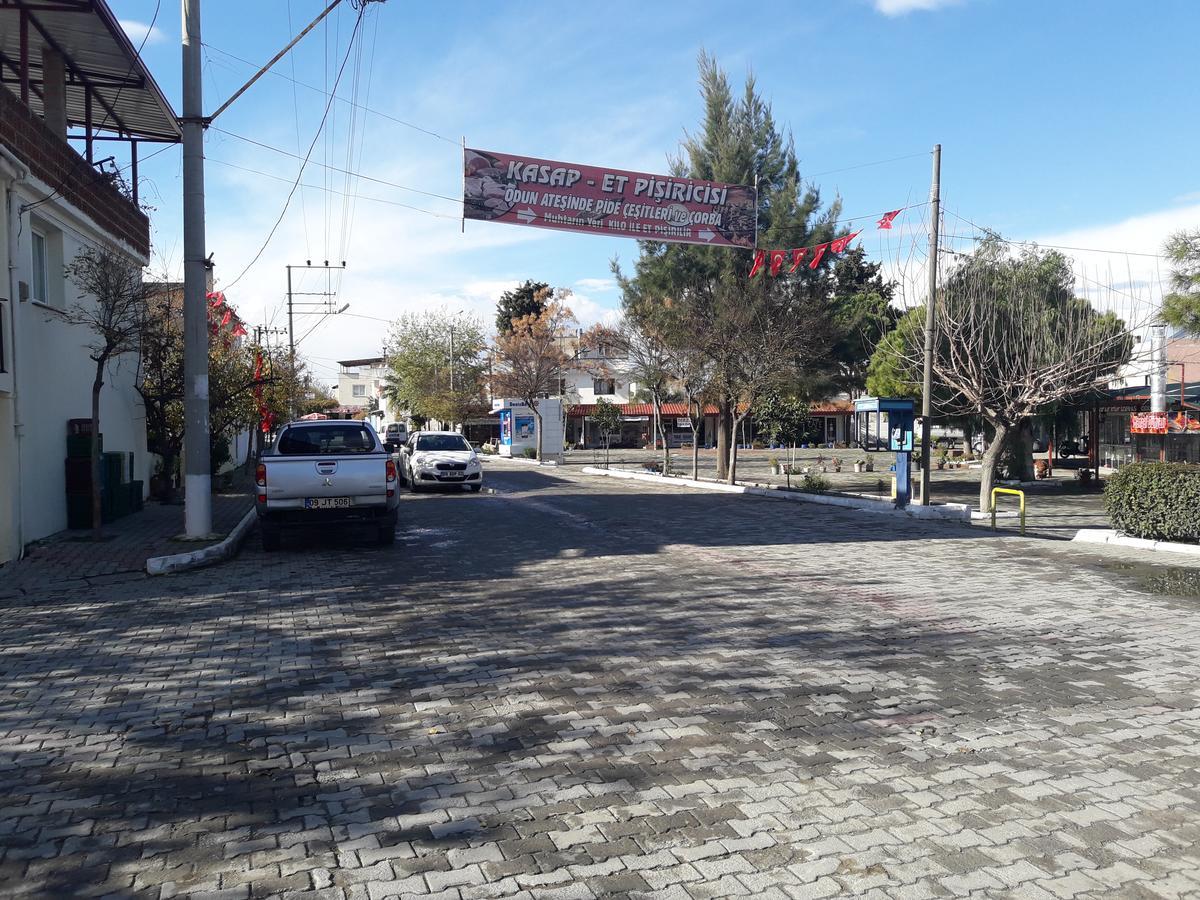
[936,450,947,470]
[864,458,875,473]
[768,455,781,475]
[853,457,866,474]
[831,457,842,473]
[1078,467,1094,487]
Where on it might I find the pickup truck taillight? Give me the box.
[385,459,397,497]
[255,463,266,503]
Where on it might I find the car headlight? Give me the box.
[413,454,427,466]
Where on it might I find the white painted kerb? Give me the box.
[1072,529,1200,558]
[145,508,257,575]
[581,467,971,522]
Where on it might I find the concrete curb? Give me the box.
[581,467,972,522]
[490,455,560,467]
[145,508,257,575]
[1071,528,1200,557]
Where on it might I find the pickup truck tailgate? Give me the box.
[263,454,389,505]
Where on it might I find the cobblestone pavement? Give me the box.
[0,492,252,597]
[2,461,1199,899]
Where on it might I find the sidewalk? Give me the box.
[0,492,252,597]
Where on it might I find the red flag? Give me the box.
[789,248,808,273]
[768,250,787,276]
[830,231,861,254]
[220,309,232,328]
[876,209,901,230]
[253,350,264,380]
[231,322,248,337]
[206,291,225,306]
[808,242,829,269]
[749,250,766,278]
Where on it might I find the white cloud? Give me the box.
[574,277,616,293]
[874,0,963,15]
[119,19,166,46]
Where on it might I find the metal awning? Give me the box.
[0,0,180,141]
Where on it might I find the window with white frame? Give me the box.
[352,384,366,397]
[592,378,616,395]
[31,230,48,304]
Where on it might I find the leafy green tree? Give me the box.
[1162,230,1200,333]
[615,52,841,484]
[755,393,810,447]
[496,280,550,335]
[590,397,623,468]
[384,311,488,428]
[827,247,899,393]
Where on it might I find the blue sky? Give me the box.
[113,0,1200,386]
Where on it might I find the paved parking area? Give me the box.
[1,461,1199,899]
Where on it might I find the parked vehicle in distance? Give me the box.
[399,431,483,492]
[255,419,400,550]
[384,422,408,446]
[1058,438,1085,458]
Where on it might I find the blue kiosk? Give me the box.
[853,397,916,508]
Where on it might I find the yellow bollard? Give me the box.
[990,487,1026,535]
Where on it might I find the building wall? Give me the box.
[0,152,149,564]
[562,363,632,405]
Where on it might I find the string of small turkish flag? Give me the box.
[749,207,903,278]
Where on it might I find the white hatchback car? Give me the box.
[401,431,483,492]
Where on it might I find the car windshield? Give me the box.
[277,424,377,455]
[416,434,471,452]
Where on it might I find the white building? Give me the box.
[0,3,179,564]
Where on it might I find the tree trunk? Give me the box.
[978,422,1009,512]
[728,413,747,485]
[1016,419,1035,482]
[90,359,105,539]
[716,397,732,480]
[690,420,701,480]
[532,407,543,461]
[159,449,178,504]
[653,393,670,474]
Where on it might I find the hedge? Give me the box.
[1105,462,1200,543]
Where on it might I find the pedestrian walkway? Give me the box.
[0,492,252,597]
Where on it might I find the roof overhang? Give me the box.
[0,0,180,141]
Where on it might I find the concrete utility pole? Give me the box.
[1150,323,1167,414]
[919,143,941,506]
[181,0,211,537]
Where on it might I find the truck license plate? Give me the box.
[305,497,351,509]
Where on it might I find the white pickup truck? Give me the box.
[255,419,400,551]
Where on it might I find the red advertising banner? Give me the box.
[1130,411,1168,434]
[463,148,757,248]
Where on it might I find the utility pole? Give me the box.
[181,0,211,537]
[920,143,941,507]
[286,261,346,418]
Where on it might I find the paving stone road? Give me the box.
[2,460,1199,899]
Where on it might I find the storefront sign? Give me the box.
[464,148,757,247]
[676,417,693,429]
[1130,412,1168,434]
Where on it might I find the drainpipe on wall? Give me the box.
[1,146,28,560]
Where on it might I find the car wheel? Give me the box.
[261,522,281,552]
[468,484,482,493]
[377,524,396,546]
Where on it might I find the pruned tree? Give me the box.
[490,294,576,460]
[877,239,1133,510]
[589,317,676,471]
[64,245,148,537]
[591,397,623,468]
[496,279,550,335]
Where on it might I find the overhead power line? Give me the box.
[223,5,367,291]
[201,41,460,147]
[210,125,462,205]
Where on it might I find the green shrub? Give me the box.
[801,473,830,494]
[1105,462,1200,543]
[521,447,538,459]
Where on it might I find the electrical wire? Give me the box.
[210,126,463,205]
[222,4,367,291]
[804,151,932,180]
[201,41,461,146]
[942,210,1172,260]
